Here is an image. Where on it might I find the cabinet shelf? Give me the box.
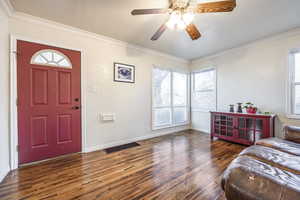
[211,111,275,146]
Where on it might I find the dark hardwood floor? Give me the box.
[0,130,245,200]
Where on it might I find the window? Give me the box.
[191,69,216,112]
[288,51,300,116]
[152,68,189,129]
[31,49,72,68]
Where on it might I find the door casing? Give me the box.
[10,35,87,170]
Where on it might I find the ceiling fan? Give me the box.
[131,0,236,41]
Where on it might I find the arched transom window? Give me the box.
[31,49,72,68]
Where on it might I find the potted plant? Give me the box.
[243,102,257,114]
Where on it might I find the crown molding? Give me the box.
[0,0,188,63]
[10,12,189,64]
[192,27,300,63]
[0,0,14,16]
[4,0,300,65]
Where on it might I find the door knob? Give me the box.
[72,106,80,110]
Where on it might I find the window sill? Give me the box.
[152,122,190,131]
[191,109,214,113]
[286,114,300,120]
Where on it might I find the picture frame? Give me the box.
[114,62,135,83]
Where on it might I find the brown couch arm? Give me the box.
[284,125,300,143]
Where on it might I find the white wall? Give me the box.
[8,13,190,155]
[191,112,211,133]
[190,29,300,137]
[0,3,10,182]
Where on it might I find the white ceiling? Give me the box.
[10,0,300,60]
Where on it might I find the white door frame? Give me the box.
[10,34,87,170]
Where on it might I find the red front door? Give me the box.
[17,40,82,164]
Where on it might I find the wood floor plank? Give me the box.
[0,130,244,200]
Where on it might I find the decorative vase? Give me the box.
[246,107,257,114]
[237,103,243,113]
[229,105,234,112]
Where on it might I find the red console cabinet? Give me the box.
[210,111,276,146]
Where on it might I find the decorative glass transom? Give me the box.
[31,49,72,68]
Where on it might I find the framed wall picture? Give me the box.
[114,63,135,83]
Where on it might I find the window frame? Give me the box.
[152,67,190,130]
[30,49,72,68]
[287,50,300,118]
[191,67,217,112]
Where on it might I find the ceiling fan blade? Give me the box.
[131,8,168,15]
[151,24,167,41]
[197,0,236,13]
[186,24,201,40]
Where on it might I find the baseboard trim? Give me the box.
[190,127,210,134]
[84,127,189,153]
[0,166,10,183]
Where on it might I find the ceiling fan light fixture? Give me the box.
[177,20,187,30]
[182,12,195,25]
[166,11,182,29]
[131,0,237,40]
[166,10,194,30]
